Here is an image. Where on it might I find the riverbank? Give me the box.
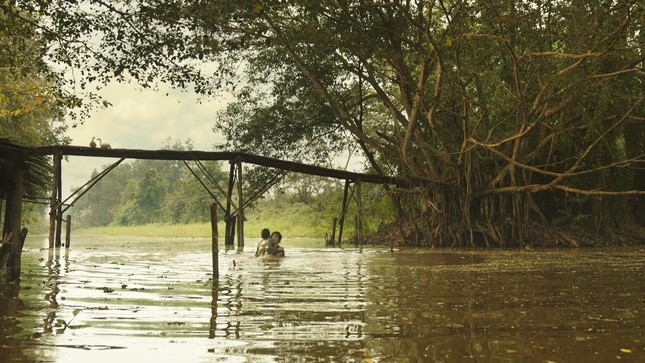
[366,220,645,248]
[31,219,329,240]
[25,216,645,248]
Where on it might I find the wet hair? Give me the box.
[271,231,282,242]
[261,228,271,239]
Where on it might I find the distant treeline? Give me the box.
[70,140,395,237]
[71,140,227,227]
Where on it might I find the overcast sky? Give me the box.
[62,81,233,198]
[61,79,365,201]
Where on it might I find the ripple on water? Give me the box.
[1,242,644,362]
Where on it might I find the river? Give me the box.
[0,236,643,362]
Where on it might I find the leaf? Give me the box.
[73,309,81,316]
[620,348,632,353]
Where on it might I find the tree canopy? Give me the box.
[4,0,643,246]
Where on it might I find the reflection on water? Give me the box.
[0,237,643,362]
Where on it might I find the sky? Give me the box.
[62,81,234,199]
[60,81,365,200]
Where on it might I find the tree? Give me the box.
[7,0,644,245]
[0,2,89,144]
[73,163,135,227]
[71,138,228,226]
[114,168,167,225]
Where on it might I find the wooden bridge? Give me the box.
[2,141,401,280]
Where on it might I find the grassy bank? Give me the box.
[75,217,330,239]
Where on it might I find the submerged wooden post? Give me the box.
[209,281,219,339]
[337,180,350,246]
[48,153,61,248]
[236,159,244,249]
[65,215,72,248]
[10,169,24,281]
[19,228,28,250]
[210,200,219,279]
[224,163,235,246]
[356,181,363,245]
[55,152,63,248]
[330,217,337,245]
[354,214,359,243]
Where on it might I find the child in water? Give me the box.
[266,231,284,257]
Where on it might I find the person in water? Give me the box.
[254,228,272,257]
[266,231,284,257]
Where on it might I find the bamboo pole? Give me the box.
[356,181,363,245]
[353,214,358,243]
[330,217,337,245]
[225,163,235,246]
[210,200,219,279]
[195,160,240,211]
[236,159,244,249]
[337,180,350,246]
[65,215,71,248]
[54,152,63,247]
[10,169,24,281]
[209,282,219,339]
[48,153,60,248]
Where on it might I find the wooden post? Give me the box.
[330,217,337,245]
[356,181,363,245]
[209,282,219,339]
[20,228,27,250]
[236,159,244,249]
[10,169,24,281]
[2,193,13,240]
[224,163,235,246]
[48,153,60,248]
[337,180,350,246]
[55,153,63,247]
[226,217,236,251]
[0,200,4,238]
[210,200,219,279]
[65,215,72,248]
[354,214,359,244]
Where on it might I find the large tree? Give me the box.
[5,0,643,245]
[0,2,73,146]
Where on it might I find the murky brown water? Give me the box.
[1,237,643,362]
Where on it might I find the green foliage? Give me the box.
[0,3,90,135]
[71,138,229,227]
[254,175,396,239]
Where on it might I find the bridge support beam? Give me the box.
[48,152,61,249]
[224,163,235,246]
[337,179,350,246]
[356,181,363,245]
[10,169,24,280]
[210,200,219,279]
[236,159,244,250]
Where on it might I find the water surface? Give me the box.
[0,237,643,362]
